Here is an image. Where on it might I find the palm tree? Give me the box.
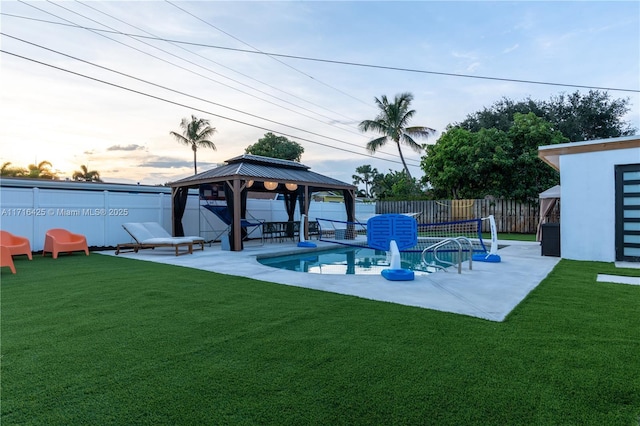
[73,165,102,182]
[1,162,26,177]
[352,164,379,199]
[359,92,435,179]
[170,115,217,175]
[27,161,58,179]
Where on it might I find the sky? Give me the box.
[1,1,639,187]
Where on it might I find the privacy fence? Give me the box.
[376,199,558,234]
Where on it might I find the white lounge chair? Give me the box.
[141,222,205,251]
[117,222,199,256]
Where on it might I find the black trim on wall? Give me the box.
[615,163,640,262]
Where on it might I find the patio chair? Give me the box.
[0,230,33,260]
[1,245,17,274]
[43,228,89,259]
[117,223,194,256]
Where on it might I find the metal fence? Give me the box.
[375,199,559,234]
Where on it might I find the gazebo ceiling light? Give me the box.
[285,183,298,191]
[246,180,254,188]
[264,181,278,190]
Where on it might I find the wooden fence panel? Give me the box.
[376,199,543,234]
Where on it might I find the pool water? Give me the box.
[258,246,471,275]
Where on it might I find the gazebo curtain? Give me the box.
[536,198,559,242]
[343,189,356,240]
[173,187,189,237]
[284,191,298,238]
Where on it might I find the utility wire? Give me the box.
[5,5,421,165]
[3,12,637,94]
[1,50,423,170]
[37,0,366,138]
[1,32,419,166]
[165,0,375,107]
[75,0,365,130]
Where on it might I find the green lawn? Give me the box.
[2,254,639,425]
[485,232,537,242]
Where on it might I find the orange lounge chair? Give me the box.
[0,230,33,260]
[43,228,89,259]
[1,245,16,274]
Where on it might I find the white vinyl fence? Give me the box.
[0,179,374,251]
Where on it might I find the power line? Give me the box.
[3,11,637,94]
[34,0,365,138]
[1,32,419,166]
[1,50,423,170]
[164,0,375,107]
[4,5,421,165]
[74,0,367,131]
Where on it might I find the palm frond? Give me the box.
[169,131,191,146]
[400,134,424,153]
[366,136,389,153]
[359,119,388,134]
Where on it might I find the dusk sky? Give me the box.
[1,1,638,186]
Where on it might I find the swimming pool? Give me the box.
[258,246,471,275]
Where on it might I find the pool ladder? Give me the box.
[421,237,474,274]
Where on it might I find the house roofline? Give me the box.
[538,135,640,171]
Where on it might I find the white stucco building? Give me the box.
[538,135,640,263]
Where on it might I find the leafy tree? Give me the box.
[457,90,635,142]
[170,115,217,175]
[372,170,426,201]
[359,92,435,179]
[504,113,567,201]
[422,113,567,202]
[1,162,26,177]
[26,161,58,180]
[73,165,102,182]
[352,165,379,198]
[422,127,512,199]
[245,132,304,161]
[543,90,635,141]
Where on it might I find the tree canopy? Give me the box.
[422,113,567,202]
[1,162,26,177]
[352,165,379,198]
[456,90,636,142]
[72,165,102,182]
[422,90,635,202]
[371,170,427,201]
[245,133,304,162]
[1,161,59,180]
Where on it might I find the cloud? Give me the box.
[503,44,519,54]
[466,62,481,73]
[451,50,477,60]
[107,144,146,152]
[137,156,218,170]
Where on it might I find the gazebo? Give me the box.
[169,154,357,251]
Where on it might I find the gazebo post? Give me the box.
[232,178,242,251]
[170,186,177,236]
[302,185,309,240]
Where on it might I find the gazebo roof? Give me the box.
[169,154,355,190]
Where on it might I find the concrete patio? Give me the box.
[100,240,561,322]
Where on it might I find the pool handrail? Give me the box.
[421,237,474,274]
